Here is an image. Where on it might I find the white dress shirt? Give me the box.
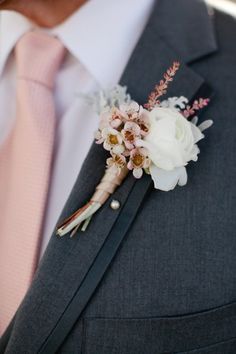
[0,0,155,258]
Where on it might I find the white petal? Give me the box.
[103,141,111,151]
[129,101,139,111]
[177,167,188,186]
[135,139,144,148]
[190,123,204,143]
[149,165,188,191]
[198,119,213,132]
[133,168,143,179]
[191,116,199,125]
[113,144,125,154]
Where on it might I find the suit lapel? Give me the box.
[2,0,218,352]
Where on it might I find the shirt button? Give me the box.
[110,199,120,210]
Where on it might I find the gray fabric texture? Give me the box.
[1,0,236,353]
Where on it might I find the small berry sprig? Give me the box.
[145,61,180,110]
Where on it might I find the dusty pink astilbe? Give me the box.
[183,98,210,118]
[145,61,180,111]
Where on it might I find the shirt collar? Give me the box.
[0,10,32,76]
[0,0,154,87]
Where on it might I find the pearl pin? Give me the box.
[110,199,120,210]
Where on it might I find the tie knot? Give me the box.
[15,31,66,89]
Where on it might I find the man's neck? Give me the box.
[0,0,88,28]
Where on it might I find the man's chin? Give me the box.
[0,0,10,5]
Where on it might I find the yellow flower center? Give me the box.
[133,154,144,167]
[124,130,135,142]
[139,123,149,133]
[109,134,119,145]
[114,155,125,167]
[112,113,121,120]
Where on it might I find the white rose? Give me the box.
[139,107,204,191]
[144,107,204,170]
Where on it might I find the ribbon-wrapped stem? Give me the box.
[57,166,128,237]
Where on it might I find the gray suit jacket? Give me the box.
[1,0,236,353]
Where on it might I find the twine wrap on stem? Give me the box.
[91,166,129,204]
[57,166,129,237]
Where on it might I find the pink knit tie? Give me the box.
[0,31,65,334]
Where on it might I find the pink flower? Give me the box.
[120,101,140,121]
[121,122,141,150]
[136,110,150,136]
[101,127,125,154]
[127,148,151,179]
[94,129,104,144]
[107,154,126,174]
[119,102,150,136]
[99,107,124,132]
[109,107,125,128]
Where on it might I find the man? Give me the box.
[0,0,236,353]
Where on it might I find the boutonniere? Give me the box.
[57,62,213,237]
